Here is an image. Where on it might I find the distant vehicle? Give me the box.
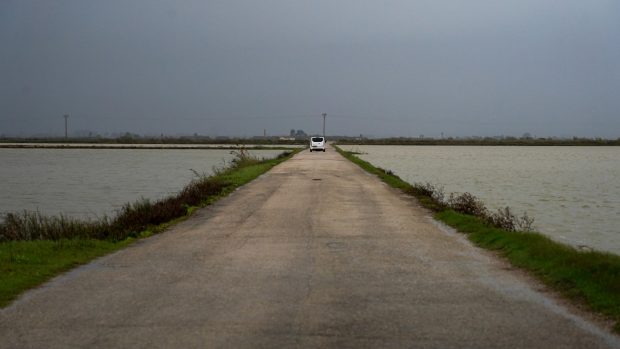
[310,136,326,152]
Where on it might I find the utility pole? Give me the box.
[63,114,69,138]
[322,113,327,137]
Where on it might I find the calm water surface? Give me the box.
[341,145,620,254]
[0,148,283,221]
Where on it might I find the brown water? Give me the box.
[0,148,284,221]
[341,145,620,254]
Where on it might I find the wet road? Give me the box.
[1,146,618,348]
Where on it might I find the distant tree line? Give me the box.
[0,135,308,145]
[333,137,620,146]
[1,135,619,146]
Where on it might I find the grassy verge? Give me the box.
[0,149,299,307]
[335,145,620,332]
[0,240,126,306]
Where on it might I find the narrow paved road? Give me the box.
[1,146,618,348]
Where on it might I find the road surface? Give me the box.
[1,146,618,348]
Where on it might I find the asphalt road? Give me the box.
[1,146,619,348]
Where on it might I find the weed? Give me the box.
[486,207,516,231]
[229,146,261,168]
[516,211,535,231]
[447,192,488,217]
[277,150,293,159]
[409,183,534,233]
[0,212,109,241]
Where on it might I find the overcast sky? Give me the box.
[1,1,619,138]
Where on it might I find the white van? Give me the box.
[309,136,326,152]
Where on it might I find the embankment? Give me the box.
[335,145,620,333]
[0,149,299,307]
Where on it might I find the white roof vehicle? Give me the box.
[309,136,326,152]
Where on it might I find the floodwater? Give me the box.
[0,148,284,221]
[0,143,304,149]
[341,145,620,254]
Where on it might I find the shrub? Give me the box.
[447,192,489,217]
[0,148,298,242]
[411,183,446,205]
[229,147,260,168]
[409,182,535,232]
[277,150,293,159]
[0,163,230,242]
[486,207,516,231]
[516,211,535,232]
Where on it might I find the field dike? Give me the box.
[335,145,620,333]
[0,148,300,307]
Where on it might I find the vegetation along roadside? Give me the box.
[0,148,299,308]
[334,145,620,333]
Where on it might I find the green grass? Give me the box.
[335,145,620,332]
[0,149,299,307]
[0,239,127,307]
[335,146,413,191]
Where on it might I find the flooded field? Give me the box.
[0,148,284,221]
[340,145,620,254]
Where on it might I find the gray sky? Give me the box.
[1,0,619,138]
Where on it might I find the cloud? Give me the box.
[1,0,619,138]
